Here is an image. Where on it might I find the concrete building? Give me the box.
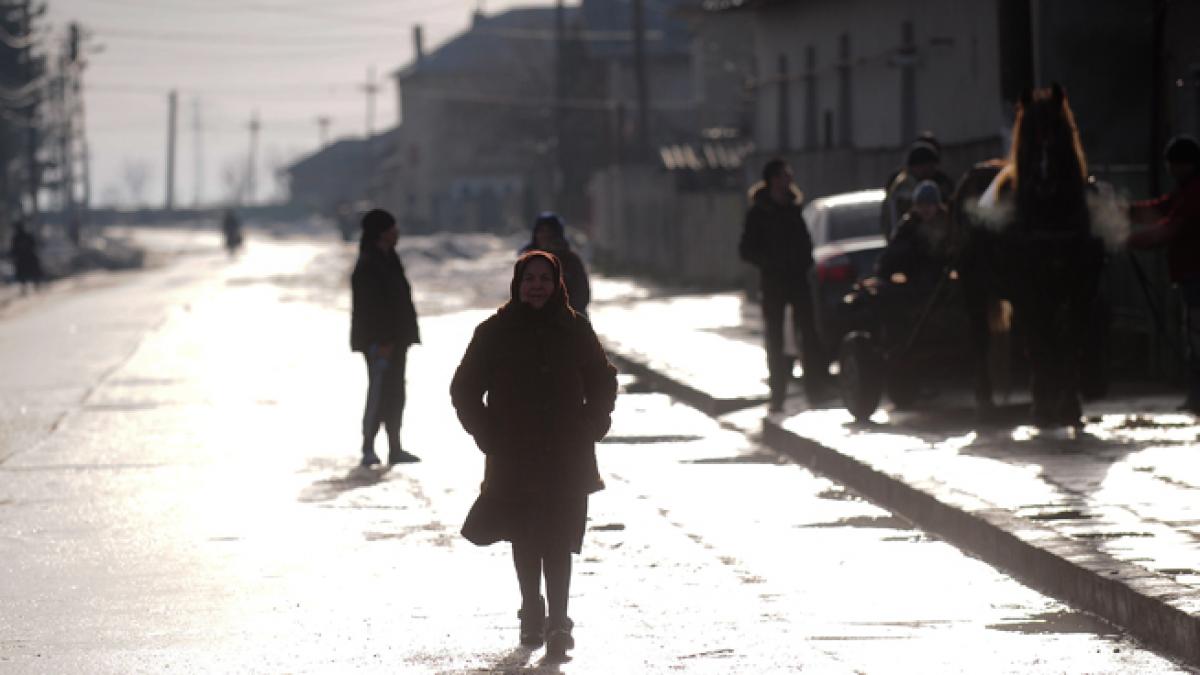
[707,0,1196,199]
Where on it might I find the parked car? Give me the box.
[803,189,887,348]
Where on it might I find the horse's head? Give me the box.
[1011,84,1088,202]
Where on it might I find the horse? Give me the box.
[956,84,1107,427]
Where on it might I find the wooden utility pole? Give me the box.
[192,97,203,206]
[554,0,565,209]
[164,89,177,211]
[631,0,650,159]
[245,111,260,204]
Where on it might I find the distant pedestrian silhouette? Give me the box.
[9,221,43,293]
[450,250,617,660]
[350,208,421,467]
[739,158,831,411]
[519,212,591,315]
[221,209,243,256]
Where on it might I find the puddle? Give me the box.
[986,610,1111,635]
[1024,509,1095,521]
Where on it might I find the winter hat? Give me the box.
[359,208,396,251]
[906,140,939,167]
[912,180,943,206]
[533,211,566,239]
[1165,135,1200,166]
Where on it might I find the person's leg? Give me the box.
[789,281,828,401]
[543,548,572,624]
[1181,281,1200,410]
[382,347,419,463]
[512,541,545,646]
[760,282,788,410]
[543,546,575,656]
[360,348,388,465]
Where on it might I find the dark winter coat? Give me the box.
[738,185,814,286]
[450,253,617,502]
[1129,174,1200,283]
[350,247,420,352]
[876,209,956,286]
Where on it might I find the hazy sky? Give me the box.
[43,0,557,208]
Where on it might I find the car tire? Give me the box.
[839,331,883,422]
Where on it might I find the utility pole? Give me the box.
[316,115,330,149]
[20,0,39,218]
[245,111,260,205]
[192,97,203,206]
[631,0,650,160]
[164,89,177,211]
[362,66,378,138]
[553,0,565,210]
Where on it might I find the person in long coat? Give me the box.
[350,208,421,466]
[450,250,617,659]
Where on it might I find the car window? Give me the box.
[826,202,881,241]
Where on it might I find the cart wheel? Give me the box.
[839,331,883,422]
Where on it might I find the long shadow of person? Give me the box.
[298,465,391,503]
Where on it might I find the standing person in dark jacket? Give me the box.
[739,158,830,411]
[350,209,421,467]
[9,221,43,292]
[520,211,591,315]
[450,250,617,660]
[1127,135,1200,413]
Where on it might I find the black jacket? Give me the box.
[450,302,618,499]
[350,247,420,352]
[738,186,814,285]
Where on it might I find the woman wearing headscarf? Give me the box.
[350,208,421,467]
[450,250,618,659]
[520,211,591,315]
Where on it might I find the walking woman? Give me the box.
[350,208,421,467]
[450,250,617,659]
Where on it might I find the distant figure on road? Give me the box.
[739,158,830,412]
[221,209,243,256]
[9,221,43,292]
[1127,135,1200,413]
[351,208,421,467]
[450,250,617,660]
[881,137,956,241]
[520,211,591,315]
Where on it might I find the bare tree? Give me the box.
[121,159,151,207]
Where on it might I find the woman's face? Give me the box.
[518,257,556,309]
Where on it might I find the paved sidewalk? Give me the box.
[591,284,1200,668]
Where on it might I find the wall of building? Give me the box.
[749,0,1005,156]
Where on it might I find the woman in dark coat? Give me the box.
[519,211,591,315]
[450,250,617,659]
[351,208,421,467]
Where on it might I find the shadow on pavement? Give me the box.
[458,645,566,674]
[298,465,391,503]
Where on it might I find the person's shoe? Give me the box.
[545,616,574,660]
[518,597,546,647]
[360,450,382,468]
[388,448,421,464]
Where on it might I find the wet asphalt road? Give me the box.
[0,227,1190,673]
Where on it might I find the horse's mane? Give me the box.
[1008,84,1088,196]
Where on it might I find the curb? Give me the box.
[762,417,1200,668]
[604,349,766,417]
